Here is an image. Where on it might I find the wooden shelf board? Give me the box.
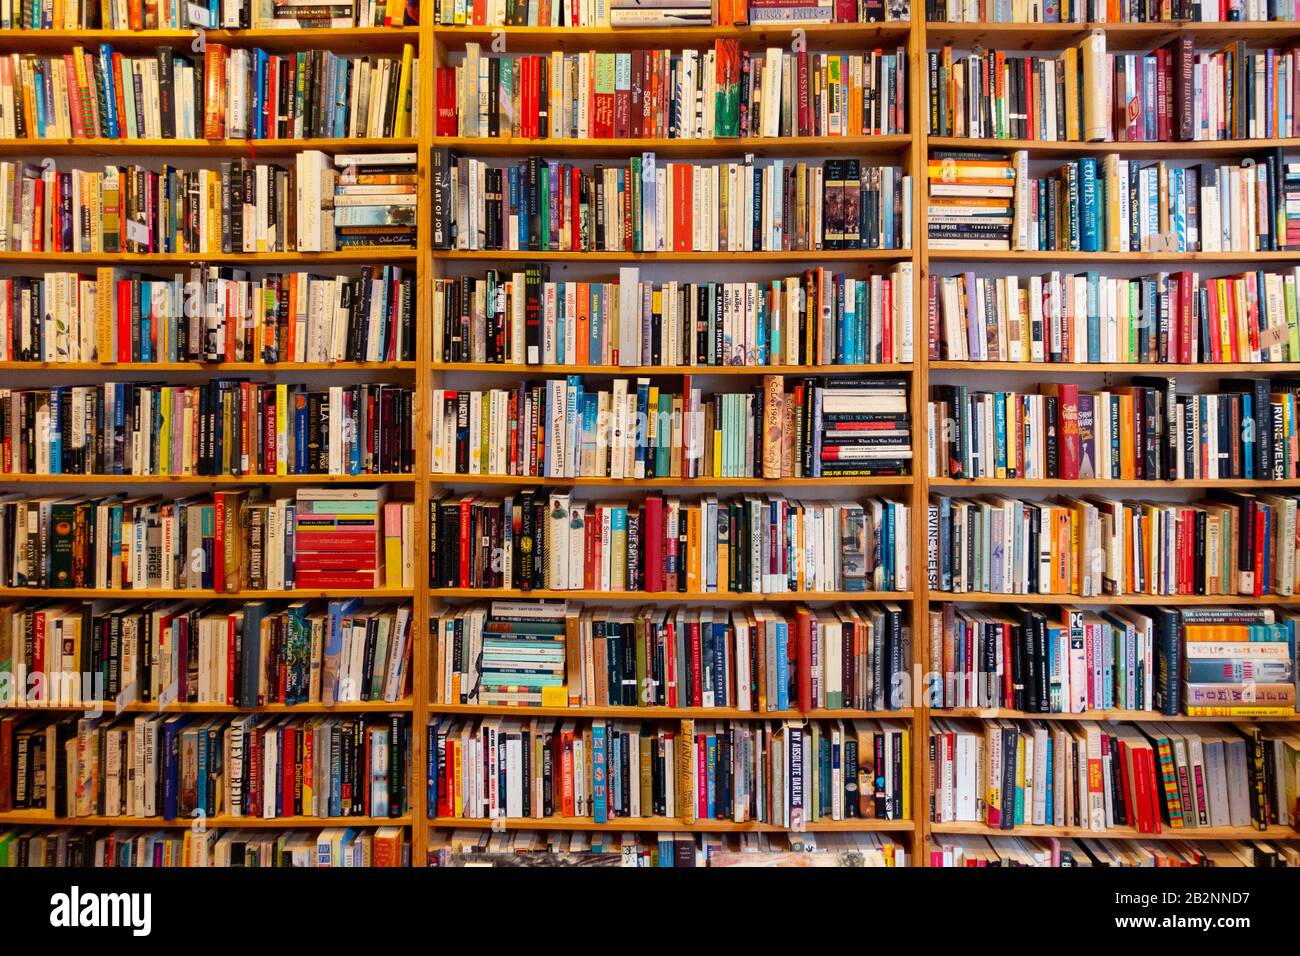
[432,22,912,52]
[0,137,416,156]
[929,361,1300,374]
[0,27,419,52]
[0,250,417,265]
[427,815,913,833]
[434,249,911,262]
[0,700,412,714]
[929,135,1300,157]
[926,19,1300,50]
[929,821,1298,841]
[0,587,414,599]
[0,811,410,829]
[430,587,913,603]
[937,707,1300,723]
[438,134,910,158]
[431,703,914,720]
[927,249,1300,263]
[0,473,414,485]
[0,361,416,372]
[434,362,914,375]
[933,592,1300,606]
[928,477,1296,489]
[429,474,913,487]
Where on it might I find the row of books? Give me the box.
[0,486,413,592]
[201,44,416,140]
[433,265,914,368]
[929,837,1298,868]
[0,381,416,477]
[0,827,411,867]
[2,44,415,142]
[1,267,416,365]
[0,713,411,819]
[431,152,912,252]
[432,600,911,711]
[929,150,1300,254]
[430,375,912,480]
[926,37,1108,142]
[926,493,1300,599]
[928,718,1297,832]
[930,604,1299,716]
[927,38,1290,143]
[432,0,908,27]
[0,152,417,255]
[0,0,415,29]
[441,42,907,140]
[927,378,1300,481]
[0,599,413,708]
[428,716,912,824]
[926,0,1288,23]
[431,829,907,867]
[429,492,910,594]
[926,269,1300,366]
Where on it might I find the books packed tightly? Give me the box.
[432,374,911,479]
[0,486,414,592]
[431,600,911,710]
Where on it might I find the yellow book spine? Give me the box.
[276,383,288,476]
[395,44,414,138]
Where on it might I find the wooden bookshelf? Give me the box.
[0,137,419,156]
[436,134,912,158]
[0,27,420,53]
[0,473,415,485]
[435,362,915,375]
[938,708,1300,724]
[929,821,1299,841]
[427,816,914,833]
[0,811,412,829]
[430,588,914,602]
[0,361,418,372]
[0,700,413,714]
[8,12,1300,870]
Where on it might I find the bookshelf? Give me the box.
[7,7,1300,870]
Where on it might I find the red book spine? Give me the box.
[213,493,226,592]
[294,551,380,571]
[282,725,296,817]
[643,496,663,592]
[1054,383,1081,481]
[458,500,472,587]
[1001,623,1014,707]
[293,530,377,549]
[796,608,812,712]
[796,52,810,136]
[436,67,458,136]
[293,570,381,587]
[696,735,707,817]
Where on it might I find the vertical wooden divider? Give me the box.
[412,2,438,866]
[908,13,931,866]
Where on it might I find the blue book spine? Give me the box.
[1079,158,1100,252]
[634,379,649,474]
[592,721,608,823]
[196,729,209,815]
[47,387,62,473]
[1044,737,1054,813]
[98,46,119,138]
[993,392,1007,475]
[161,719,184,820]
[775,620,790,710]
[509,167,523,250]
[293,393,308,473]
[882,503,894,590]
[1243,393,1254,479]
[1086,271,1101,363]
[140,282,153,362]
